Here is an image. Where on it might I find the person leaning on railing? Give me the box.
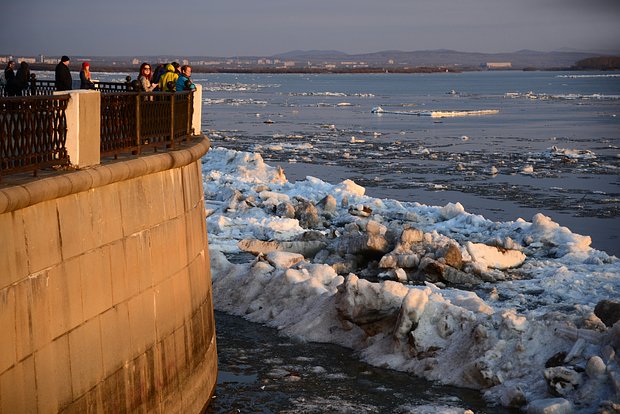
[55,56,72,91]
[137,63,157,92]
[80,62,95,89]
[176,65,196,92]
[158,62,179,92]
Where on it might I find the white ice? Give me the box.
[202,147,620,413]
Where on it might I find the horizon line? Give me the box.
[2,48,619,59]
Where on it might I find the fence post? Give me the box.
[186,92,191,140]
[169,93,175,149]
[135,93,141,154]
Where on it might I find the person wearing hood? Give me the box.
[176,65,196,92]
[158,63,178,92]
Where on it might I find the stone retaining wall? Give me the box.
[0,136,216,413]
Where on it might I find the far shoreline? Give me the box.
[27,63,599,75]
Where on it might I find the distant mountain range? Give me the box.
[268,49,613,69]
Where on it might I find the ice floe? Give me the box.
[202,147,620,413]
[371,106,499,117]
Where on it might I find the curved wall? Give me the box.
[0,136,216,413]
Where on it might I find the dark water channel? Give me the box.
[204,311,517,414]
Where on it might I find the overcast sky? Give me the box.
[2,0,619,57]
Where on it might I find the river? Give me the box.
[205,311,517,414]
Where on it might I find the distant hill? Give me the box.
[573,56,620,70]
[19,49,618,74]
[272,49,607,69]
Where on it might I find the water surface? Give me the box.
[197,71,620,255]
[205,311,517,414]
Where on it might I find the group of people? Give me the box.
[3,56,198,96]
[2,60,31,96]
[55,55,103,91]
[1,55,90,94]
[137,61,196,93]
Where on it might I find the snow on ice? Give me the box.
[202,147,620,413]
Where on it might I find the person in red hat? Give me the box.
[80,61,95,89]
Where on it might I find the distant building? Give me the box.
[132,58,140,65]
[340,61,368,68]
[486,62,512,69]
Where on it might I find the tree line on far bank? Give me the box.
[573,56,620,70]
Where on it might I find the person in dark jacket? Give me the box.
[151,63,165,86]
[55,55,72,91]
[3,60,17,96]
[14,62,30,96]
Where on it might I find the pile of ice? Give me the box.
[545,145,597,160]
[504,91,620,101]
[202,147,620,413]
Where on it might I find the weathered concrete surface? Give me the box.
[0,136,217,413]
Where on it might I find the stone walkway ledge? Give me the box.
[0,135,211,214]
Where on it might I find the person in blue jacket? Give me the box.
[175,65,196,91]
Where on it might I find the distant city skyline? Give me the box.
[2,0,619,58]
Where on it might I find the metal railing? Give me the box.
[1,74,137,97]
[0,95,70,177]
[101,91,193,157]
[1,82,195,178]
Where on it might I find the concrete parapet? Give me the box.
[0,136,211,215]
[0,136,216,413]
[54,89,102,168]
[192,84,203,135]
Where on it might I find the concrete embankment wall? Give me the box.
[0,136,216,413]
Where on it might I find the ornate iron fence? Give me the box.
[101,91,194,157]
[1,81,195,178]
[29,77,136,96]
[1,75,136,97]
[100,93,138,155]
[0,95,70,178]
[29,79,56,96]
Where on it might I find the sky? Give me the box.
[2,0,620,57]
